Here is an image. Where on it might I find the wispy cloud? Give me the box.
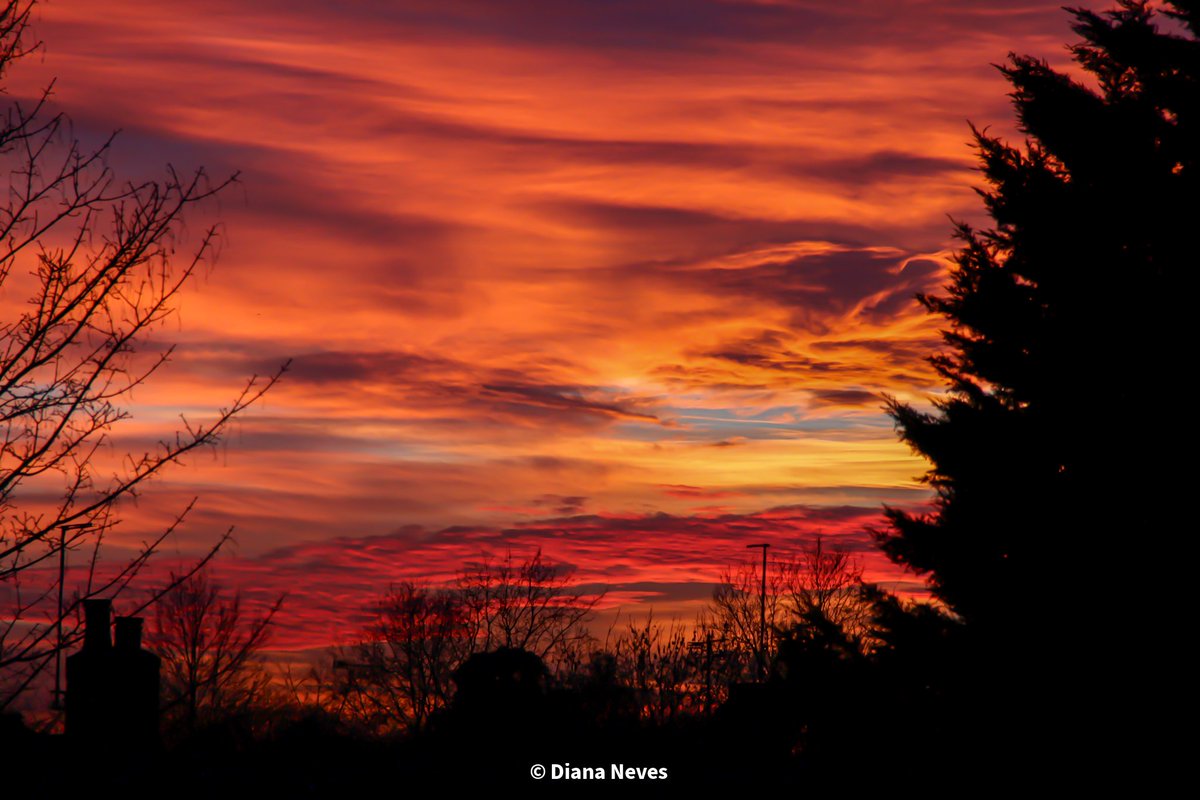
[5,0,1076,645]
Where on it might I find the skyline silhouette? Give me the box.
[4,2,1190,788]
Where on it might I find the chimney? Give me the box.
[82,599,112,652]
[114,616,143,651]
[68,606,161,749]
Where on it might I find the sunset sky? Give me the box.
[7,1,1081,649]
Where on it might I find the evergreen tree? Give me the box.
[876,0,1195,776]
[882,0,1194,640]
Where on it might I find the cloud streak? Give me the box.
[3,0,1080,647]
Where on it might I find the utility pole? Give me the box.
[689,631,724,713]
[53,522,90,710]
[746,542,769,681]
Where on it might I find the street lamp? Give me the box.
[52,522,90,711]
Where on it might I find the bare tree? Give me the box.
[701,556,791,682]
[279,652,352,727]
[604,612,702,723]
[455,548,600,668]
[700,535,873,683]
[335,582,468,733]
[323,550,603,734]
[0,1,286,710]
[147,569,284,734]
[781,534,871,640]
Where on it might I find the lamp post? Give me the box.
[746,542,769,681]
[52,522,90,711]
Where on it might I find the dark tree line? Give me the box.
[292,550,601,734]
[279,538,871,740]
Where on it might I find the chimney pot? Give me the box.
[114,616,143,651]
[82,599,112,652]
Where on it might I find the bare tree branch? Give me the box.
[0,1,287,711]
